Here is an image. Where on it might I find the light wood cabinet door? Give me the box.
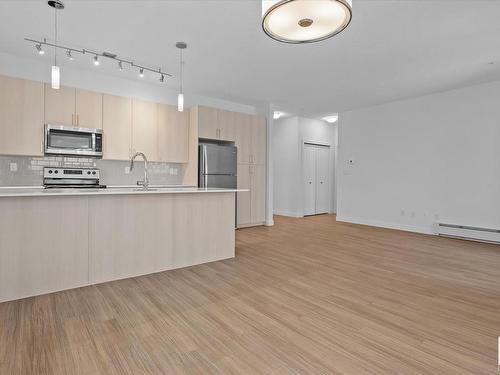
[234,113,252,164]
[132,99,158,161]
[75,89,103,129]
[158,104,189,163]
[44,84,76,125]
[0,76,44,156]
[251,164,266,224]
[237,163,252,227]
[218,109,236,141]
[102,94,132,160]
[251,116,267,165]
[198,106,219,139]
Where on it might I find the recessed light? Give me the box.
[273,111,283,120]
[323,115,338,123]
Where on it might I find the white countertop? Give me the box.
[0,186,243,198]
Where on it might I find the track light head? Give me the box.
[118,61,123,70]
[66,49,73,60]
[159,74,165,83]
[93,55,100,66]
[139,68,144,78]
[36,43,45,55]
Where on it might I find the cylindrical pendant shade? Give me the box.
[51,65,60,89]
[177,93,184,112]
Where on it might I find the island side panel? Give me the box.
[0,196,90,303]
[88,192,235,284]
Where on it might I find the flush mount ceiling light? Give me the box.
[323,114,338,123]
[262,0,352,44]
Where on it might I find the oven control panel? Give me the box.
[43,167,100,179]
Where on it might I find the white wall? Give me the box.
[273,117,301,217]
[337,80,500,234]
[273,116,337,217]
[0,51,258,115]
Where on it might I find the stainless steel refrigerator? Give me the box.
[198,143,237,188]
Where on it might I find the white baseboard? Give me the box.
[273,210,303,218]
[336,215,434,235]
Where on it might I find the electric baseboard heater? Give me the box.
[437,223,500,245]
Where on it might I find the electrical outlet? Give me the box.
[124,166,130,174]
[9,163,17,172]
[169,168,178,176]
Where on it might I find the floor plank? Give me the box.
[1,215,499,374]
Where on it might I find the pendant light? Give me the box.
[262,0,352,44]
[48,0,64,89]
[176,42,187,112]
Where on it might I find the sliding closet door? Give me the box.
[315,146,330,214]
[303,144,316,216]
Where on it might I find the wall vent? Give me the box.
[437,223,500,245]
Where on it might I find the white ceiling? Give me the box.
[1,0,500,118]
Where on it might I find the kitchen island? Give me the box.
[0,188,239,302]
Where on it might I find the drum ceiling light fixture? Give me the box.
[262,0,352,44]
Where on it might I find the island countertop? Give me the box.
[0,186,244,198]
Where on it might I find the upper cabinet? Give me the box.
[0,75,44,156]
[75,89,103,129]
[44,85,75,126]
[45,85,102,129]
[132,99,158,161]
[251,116,266,165]
[197,106,219,139]
[197,106,266,165]
[158,104,189,163]
[103,94,132,160]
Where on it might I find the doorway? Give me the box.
[303,143,330,216]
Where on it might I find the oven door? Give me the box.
[44,125,103,157]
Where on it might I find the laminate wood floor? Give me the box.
[1,215,499,374]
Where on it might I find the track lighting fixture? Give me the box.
[36,43,45,55]
[27,1,172,84]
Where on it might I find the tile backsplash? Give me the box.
[0,155,189,187]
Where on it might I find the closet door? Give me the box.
[303,144,316,216]
[315,146,330,214]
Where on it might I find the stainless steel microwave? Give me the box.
[44,124,103,158]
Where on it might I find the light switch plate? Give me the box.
[9,163,17,172]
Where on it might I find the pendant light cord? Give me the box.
[54,7,57,66]
[180,48,183,94]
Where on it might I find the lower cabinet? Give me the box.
[237,163,266,227]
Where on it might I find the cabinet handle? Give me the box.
[41,140,44,154]
[72,114,74,125]
[76,114,79,126]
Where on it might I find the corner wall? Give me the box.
[337,80,500,233]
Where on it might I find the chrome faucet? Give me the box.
[130,152,149,189]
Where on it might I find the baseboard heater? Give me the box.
[437,223,500,244]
